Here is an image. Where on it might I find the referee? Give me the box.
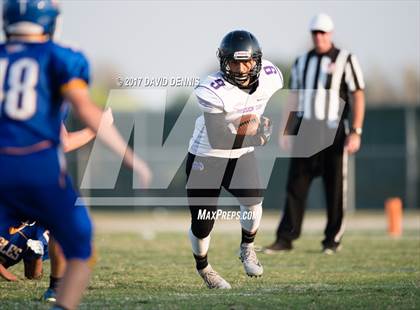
[264,13,365,254]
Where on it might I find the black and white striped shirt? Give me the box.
[289,45,364,125]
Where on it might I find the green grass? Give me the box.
[1,230,419,309]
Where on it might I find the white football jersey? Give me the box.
[189,59,283,158]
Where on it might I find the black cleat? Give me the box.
[262,240,293,254]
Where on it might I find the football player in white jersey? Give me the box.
[186,30,283,289]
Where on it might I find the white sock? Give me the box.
[188,228,210,257]
[240,202,262,234]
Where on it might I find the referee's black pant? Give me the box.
[276,132,347,248]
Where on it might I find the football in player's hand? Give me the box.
[233,114,260,136]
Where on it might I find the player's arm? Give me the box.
[64,87,152,186]
[204,112,266,149]
[0,263,18,281]
[23,258,43,280]
[196,87,270,149]
[60,108,114,153]
[60,125,95,153]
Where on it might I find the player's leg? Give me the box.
[23,258,43,279]
[188,197,233,289]
[227,152,264,245]
[239,203,262,244]
[188,203,217,271]
[14,192,93,309]
[187,153,220,271]
[55,259,91,308]
[322,144,346,254]
[186,153,231,289]
[265,157,315,253]
[36,185,93,310]
[189,202,232,289]
[0,148,94,310]
[42,236,66,302]
[48,215,92,309]
[237,202,264,277]
[227,152,264,276]
[36,162,93,309]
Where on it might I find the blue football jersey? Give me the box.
[0,222,49,268]
[0,40,90,149]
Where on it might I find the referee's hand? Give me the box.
[345,133,361,154]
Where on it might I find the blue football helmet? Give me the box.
[2,0,60,36]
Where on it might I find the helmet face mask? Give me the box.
[217,30,262,88]
[221,56,260,86]
[2,0,60,38]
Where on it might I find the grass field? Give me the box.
[1,212,419,309]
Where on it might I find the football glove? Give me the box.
[27,239,44,256]
[258,116,272,145]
